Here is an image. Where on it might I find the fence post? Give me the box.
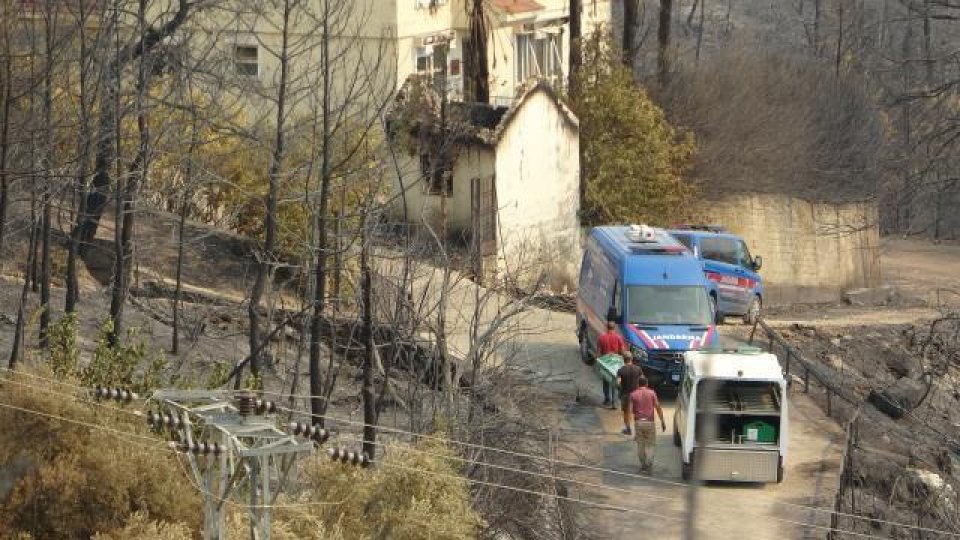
[827,390,833,418]
[784,349,792,378]
[804,367,810,394]
[768,333,774,353]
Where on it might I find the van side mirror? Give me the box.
[752,255,763,271]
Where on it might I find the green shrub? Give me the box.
[48,313,79,379]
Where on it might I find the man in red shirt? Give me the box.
[597,321,626,407]
[630,376,666,474]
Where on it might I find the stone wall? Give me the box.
[693,194,881,306]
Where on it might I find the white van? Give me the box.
[674,348,787,483]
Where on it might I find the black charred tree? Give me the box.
[623,0,639,68]
[109,0,151,346]
[310,0,333,423]
[245,0,291,387]
[360,220,377,460]
[73,0,193,251]
[466,0,490,103]
[657,0,673,85]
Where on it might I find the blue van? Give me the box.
[667,225,763,324]
[576,225,719,386]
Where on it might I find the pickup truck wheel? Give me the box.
[578,327,594,366]
[673,418,681,447]
[743,296,761,325]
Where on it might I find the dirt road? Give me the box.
[507,310,845,539]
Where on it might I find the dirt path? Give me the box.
[506,311,845,539]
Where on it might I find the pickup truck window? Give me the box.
[627,285,712,326]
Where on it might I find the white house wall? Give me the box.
[493,90,580,290]
[390,146,496,236]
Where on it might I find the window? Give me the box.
[612,281,622,320]
[420,154,452,196]
[514,30,563,89]
[673,234,694,252]
[234,45,258,78]
[626,285,713,326]
[737,240,754,269]
[699,237,739,266]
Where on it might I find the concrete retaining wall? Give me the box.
[692,194,881,306]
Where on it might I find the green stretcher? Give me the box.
[596,353,625,401]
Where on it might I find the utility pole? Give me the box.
[149,390,316,540]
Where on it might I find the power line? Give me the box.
[0,399,167,450]
[3,372,955,537]
[280,404,960,537]
[372,457,888,539]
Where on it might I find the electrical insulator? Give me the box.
[287,422,330,444]
[254,399,278,415]
[177,441,225,456]
[94,386,137,403]
[327,447,372,468]
[146,411,183,429]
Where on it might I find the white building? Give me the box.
[387,79,581,289]
[360,0,613,105]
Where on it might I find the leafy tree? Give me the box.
[571,32,696,226]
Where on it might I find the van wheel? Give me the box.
[578,326,594,366]
[743,296,761,325]
[673,419,681,447]
[682,452,695,481]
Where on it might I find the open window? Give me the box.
[420,153,452,196]
[514,27,564,90]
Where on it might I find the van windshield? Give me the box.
[627,285,712,325]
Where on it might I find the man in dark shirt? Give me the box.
[616,351,642,435]
[596,321,626,407]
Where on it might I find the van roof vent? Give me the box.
[626,224,656,243]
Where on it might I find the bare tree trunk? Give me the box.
[813,0,821,56]
[9,206,38,369]
[687,0,700,26]
[569,0,581,93]
[310,0,333,423]
[66,0,93,314]
[695,0,706,65]
[360,218,377,459]
[658,0,673,85]
[922,0,934,88]
[39,5,56,348]
[623,0,639,68]
[0,25,11,261]
[835,1,843,76]
[110,0,150,347]
[73,0,193,248]
[172,185,191,355]
[246,0,291,387]
[467,0,490,103]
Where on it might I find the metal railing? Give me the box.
[749,317,860,418]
